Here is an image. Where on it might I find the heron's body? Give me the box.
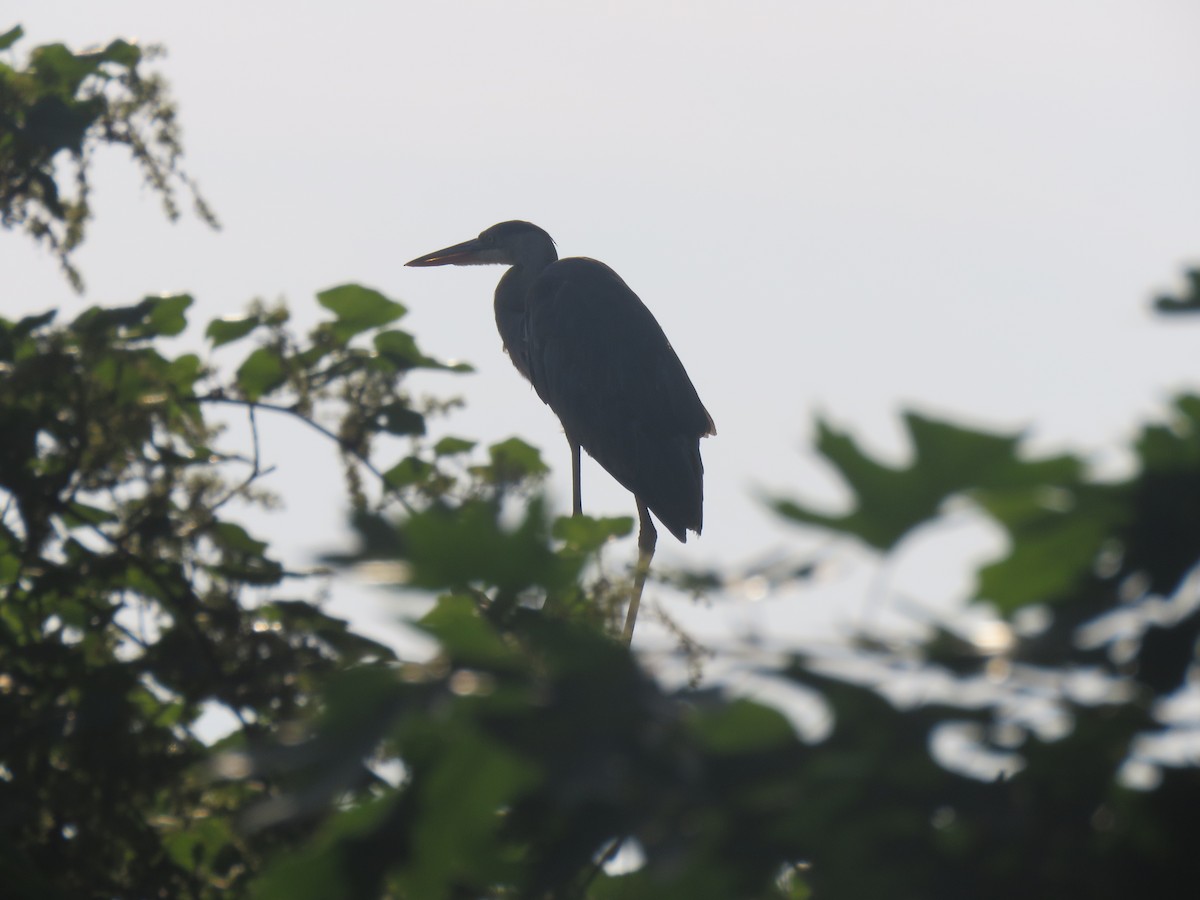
[407,221,715,638]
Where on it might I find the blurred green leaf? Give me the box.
[774,412,1083,551]
[383,456,433,490]
[689,697,799,754]
[402,497,564,594]
[206,314,262,347]
[375,402,425,436]
[236,346,286,400]
[552,514,634,553]
[419,594,524,669]
[144,294,192,336]
[485,436,550,483]
[1153,269,1200,314]
[374,328,472,372]
[317,284,405,342]
[974,485,1124,611]
[0,25,23,51]
[61,500,118,528]
[433,436,476,456]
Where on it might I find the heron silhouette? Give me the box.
[407,221,714,640]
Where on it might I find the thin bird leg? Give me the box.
[570,438,582,517]
[623,499,657,643]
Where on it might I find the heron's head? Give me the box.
[406,221,557,269]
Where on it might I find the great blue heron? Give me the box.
[406,221,715,640]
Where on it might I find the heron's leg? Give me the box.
[570,438,582,517]
[623,499,657,643]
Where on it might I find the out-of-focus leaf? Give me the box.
[210,521,269,556]
[13,309,58,339]
[383,457,433,490]
[375,402,425,436]
[689,697,799,754]
[1153,269,1200,315]
[402,497,564,594]
[974,486,1124,612]
[485,436,550,483]
[419,594,524,668]
[144,294,193,336]
[206,314,262,347]
[433,436,475,456]
[317,284,406,341]
[61,500,118,528]
[0,24,23,50]
[553,514,634,553]
[236,347,286,400]
[773,412,1083,551]
[374,329,472,372]
[98,38,141,68]
[397,726,536,898]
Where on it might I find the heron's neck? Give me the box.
[495,256,554,381]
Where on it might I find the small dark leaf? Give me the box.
[209,521,269,556]
[1152,269,1200,315]
[375,402,425,436]
[13,309,57,338]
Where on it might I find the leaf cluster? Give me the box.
[0,287,463,898]
[0,25,216,290]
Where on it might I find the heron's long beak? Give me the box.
[406,237,496,267]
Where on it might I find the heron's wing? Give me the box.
[527,257,713,538]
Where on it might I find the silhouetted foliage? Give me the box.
[0,25,216,290]
[4,26,1199,900]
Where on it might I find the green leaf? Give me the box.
[235,347,286,400]
[0,25,23,51]
[13,309,57,338]
[210,521,269,556]
[317,284,405,341]
[552,514,634,553]
[402,497,564,594]
[206,314,261,347]
[374,328,472,372]
[485,437,549,483]
[419,594,523,668]
[689,698,798,754]
[375,402,425,436]
[145,293,193,336]
[98,38,141,68]
[1153,269,1200,315]
[251,837,351,900]
[30,43,107,95]
[433,436,476,456]
[773,412,1082,551]
[397,725,536,898]
[383,456,433,489]
[61,500,118,528]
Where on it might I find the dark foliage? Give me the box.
[3,25,1199,900]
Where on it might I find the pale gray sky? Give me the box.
[8,2,1200,654]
